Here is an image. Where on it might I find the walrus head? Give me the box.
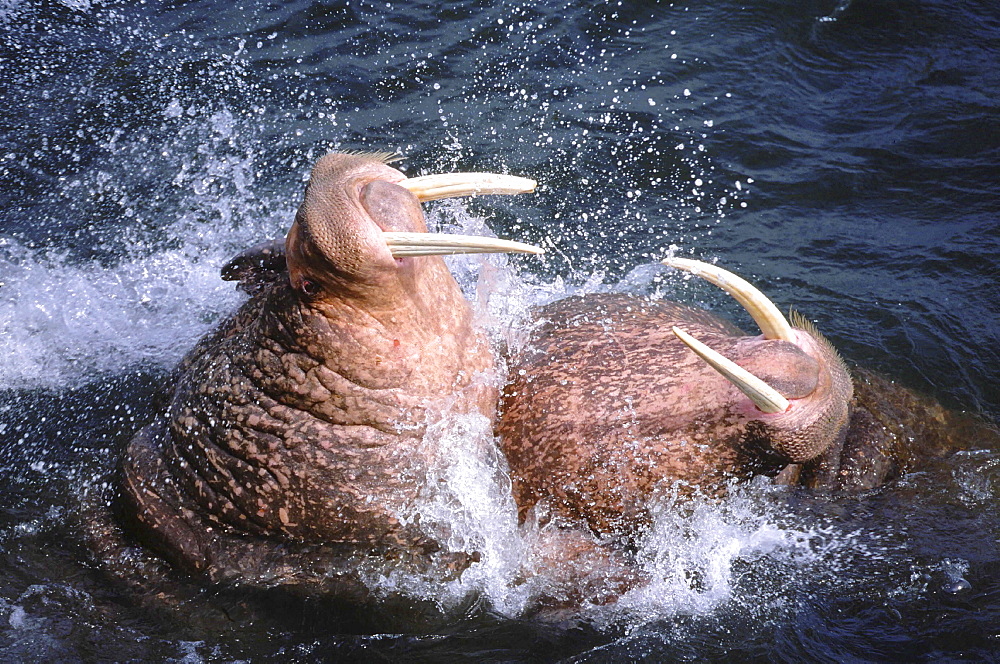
[286,151,539,306]
[663,257,854,465]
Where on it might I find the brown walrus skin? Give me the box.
[118,153,499,596]
[496,291,996,539]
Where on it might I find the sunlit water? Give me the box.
[2,0,998,661]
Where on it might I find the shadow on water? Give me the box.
[2,0,999,660]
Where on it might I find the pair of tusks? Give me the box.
[384,173,544,257]
[661,258,796,414]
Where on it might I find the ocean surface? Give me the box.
[1,0,999,661]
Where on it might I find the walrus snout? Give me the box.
[661,258,853,463]
[284,153,409,291]
[360,179,426,235]
[255,152,543,298]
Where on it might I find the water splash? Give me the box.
[1,81,292,390]
[360,411,531,616]
[0,239,239,389]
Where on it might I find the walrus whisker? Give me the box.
[671,326,790,414]
[400,173,537,202]
[661,257,796,343]
[383,232,544,257]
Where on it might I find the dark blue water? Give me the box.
[2,0,999,661]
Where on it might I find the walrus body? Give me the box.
[497,292,839,535]
[497,273,994,538]
[119,153,510,592]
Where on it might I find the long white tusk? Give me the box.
[672,326,790,414]
[383,231,543,257]
[661,257,796,342]
[399,173,537,202]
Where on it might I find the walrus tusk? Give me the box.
[672,326,790,414]
[390,172,540,256]
[661,257,796,343]
[400,173,537,201]
[383,231,544,257]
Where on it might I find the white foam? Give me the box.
[0,238,242,390]
[362,411,531,616]
[597,482,817,625]
[0,94,292,391]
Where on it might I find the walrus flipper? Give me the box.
[221,238,288,294]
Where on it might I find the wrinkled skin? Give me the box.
[497,292,995,537]
[119,153,497,594]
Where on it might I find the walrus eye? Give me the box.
[300,279,320,297]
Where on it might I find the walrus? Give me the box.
[118,151,542,597]
[497,257,997,537]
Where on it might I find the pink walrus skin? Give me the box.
[497,258,993,538]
